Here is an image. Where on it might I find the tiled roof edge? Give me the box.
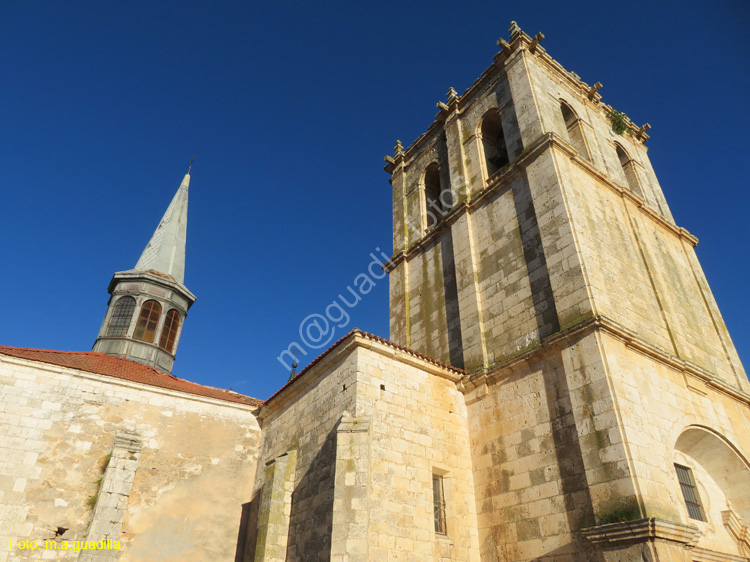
[264,329,467,405]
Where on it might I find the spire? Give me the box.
[134,173,190,284]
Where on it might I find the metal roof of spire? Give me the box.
[134,170,190,285]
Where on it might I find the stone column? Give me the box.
[330,413,371,562]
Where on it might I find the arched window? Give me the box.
[106,296,136,337]
[424,162,444,229]
[560,101,590,160]
[674,427,750,532]
[159,309,181,354]
[615,143,643,197]
[481,110,509,177]
[133,300,162,343]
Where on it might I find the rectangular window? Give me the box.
[432,475,447,534]
[674,464,705,521]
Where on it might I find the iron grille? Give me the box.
[675,464,705,521]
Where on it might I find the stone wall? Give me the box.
[0,354,260,562]
[252,334,480,562]
[387,34,747,394]
[462,329,636,562]
[600,331,750,558]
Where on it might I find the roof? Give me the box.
[264,328,467,406]
[134,173,190,284]
[0,345,262,407]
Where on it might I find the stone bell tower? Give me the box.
[93,171,196,374]
[385,21,749,562]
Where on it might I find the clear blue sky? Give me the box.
[1,1,747,400]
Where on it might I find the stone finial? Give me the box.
[394,140,404,155]
[446,87,458,100]
[509,21,522,38]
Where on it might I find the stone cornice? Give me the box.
[458,315,750,408]
[580,518,701,547]
[692,546,750,562]
[110,269,197,306]
[548,137,698,246]
[0,353,261,414]
[384,25,650,178]
[385,133,696,273]
[260,330,465,418]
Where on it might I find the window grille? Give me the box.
[133,300,162,344]
[159,309,181,353]
[674,464,705,521]
[433,475,447,534]
[107,296,136,337]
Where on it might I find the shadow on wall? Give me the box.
[235,427,338,562]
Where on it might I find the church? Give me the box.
[1,22,749,562]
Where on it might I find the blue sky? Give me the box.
[0,1,747,400]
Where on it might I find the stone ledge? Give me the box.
[580,518,701,547]
[691,546,750,562]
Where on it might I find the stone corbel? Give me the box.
[587,82,603,102]
[529,32,545,54]
[496,37,512,55]
[635,123,652,142]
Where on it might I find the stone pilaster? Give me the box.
[78,431,141,562]
[254,449,298,562]
[330,413,371,562]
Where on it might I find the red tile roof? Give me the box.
[265,329,467,405]
[0,346,262,407]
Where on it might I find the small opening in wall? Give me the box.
[433,474,447,535]
[54,526,68,537]
[380,384,386,391]
[342,384,347,392]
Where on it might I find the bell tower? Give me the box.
[93,171,196,374]
[384,22,745,389]
[384,22,749,562]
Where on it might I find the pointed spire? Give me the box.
[134,172,190,284]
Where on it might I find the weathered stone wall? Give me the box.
[463,330,637,562]
[388,39,746,395]
[549,139,747,390]
[0,354,260,562]
[599,331,750,558]
[253,337,480,562]
[252,350,359,562]
[352,343,479,561]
